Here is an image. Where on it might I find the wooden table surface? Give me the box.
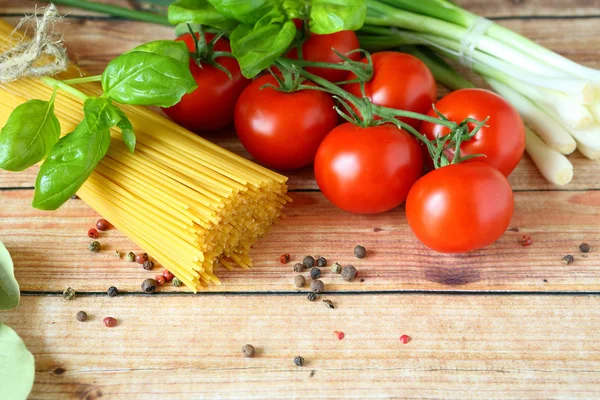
[1,1,600,398]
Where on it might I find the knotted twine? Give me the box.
[0,4,69,83]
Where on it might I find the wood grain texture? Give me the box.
[1,294,599,399]
[2,189,599,293]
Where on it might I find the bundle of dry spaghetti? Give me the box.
[0,19,290,292]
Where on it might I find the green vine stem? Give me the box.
[40,76,89,101]
[61,75,102,85]
[50,0,171,26]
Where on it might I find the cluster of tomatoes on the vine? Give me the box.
[162,27,525,254]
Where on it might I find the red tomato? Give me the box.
[344,52,437,129]
[420,89,525,176]
[406,162,514,253]
[162,33,250,132]
[288,30,360,82]
[314,123,423,214]
[234,75,338,170]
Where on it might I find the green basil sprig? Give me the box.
[129,40,191,64]
[0,324,35,399]
[0,96,60,171]
[169,0,239,29]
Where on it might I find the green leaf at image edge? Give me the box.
[0,324,35,400]
[309,0,367,34]
[0,240,19,310]
[168,0,238,29]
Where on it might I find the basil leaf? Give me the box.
[129,40,191,64]
[84,97,122,132]
[169,0,238,29]
[0,98,60,172]
[309,0,367,34]
[115,110,136,153]
[208,0,277,24]
[0,241,19,311]
[101,52,197,107]
[32,121,111,210]
[230,11,296,78]
[0,324,34,400]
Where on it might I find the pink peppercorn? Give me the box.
[96,219,111,231]
[87,228,99,239]
[155,275,165,285]
[399,335,411,344]
[162,270,174,282]
[103,317,117,327]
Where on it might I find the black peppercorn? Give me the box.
[293,263,304,272]
[562,254,574,265]
[310,267,321,280]
[579,243,591,253]
[143,260,154,271]
[141,278,157,293]
[354,245,366,259]
[294,356,304,367]
[317,257,327,267]
[342,265,357,282]
[107,286,119,297]
[76,311,87,322]
[307,292,317,301]
[303,255,315,268]
[242,344,256,358]
[88,241,100,253]
[294,275,306,288]
[311,279,324,293]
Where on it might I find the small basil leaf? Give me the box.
[102,52,197,107]
[0,324,35,400]
[115,110,136,153]
[83,97,122,132]
[129,40,190,64]
[0,241,19,311]
[32,121,111,210]
[208,0,277,24]
[168,0,238,29]
[0,98,60,171]
[309,0,367,34]
[230,12,296,78]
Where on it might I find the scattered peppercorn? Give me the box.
[136,253,149,264]
[307,292,317,301]
[310,267,321,280]
[294,275,306,288]
[62,287,76,300]
[172,277,183,287]
[317,257,327,267]
[126,252,136,262]
[294,356,304,367]
[354,245,367,258]
[96,219,111,231]
[87,228,99,239]
[562,254,574,265]
[163,269,175,282]
[399,334,411,344]
[103,317,117,327]
[143,260,155,271]
[293,263,304,272]
[155,275,165,285]
[76,311,87,322]
[342,265,357,282]
[323,299,334,309]
[580,243,591,253]
[331,262,342,274]
[242,344,256,358]
[311,279,324,293]
[88,241,100,253]
[279,253,291,264]
[113,250,121,259]
[107,286,119,297]
[303,255,315,268]
[141,278,157,293]
[334,331,344,340]
[520,235,533,247]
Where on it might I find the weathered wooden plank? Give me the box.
[1,294,599,399]
[1,0,599,18]
[2,189,599,293]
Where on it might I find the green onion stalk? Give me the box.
[359,0,600,182]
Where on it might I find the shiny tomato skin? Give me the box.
[234,75,338,170]
[288,30,361,82]
[420,89,525,176]
[162,33,250,132]
[406,162,514,253]
[314,123,423,214]
[344,52,437,129]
